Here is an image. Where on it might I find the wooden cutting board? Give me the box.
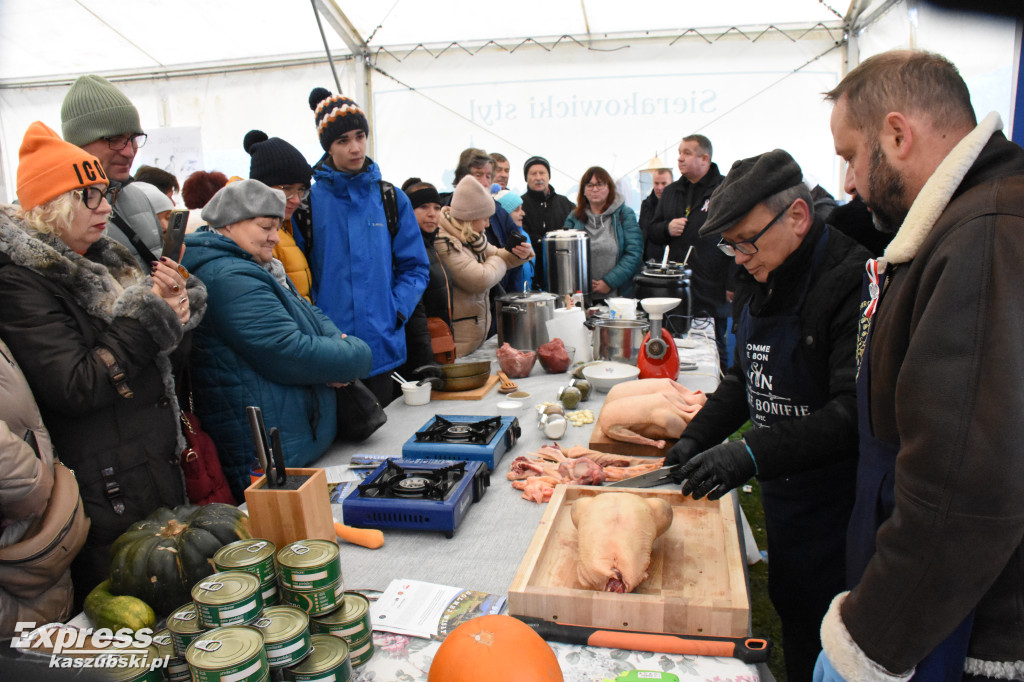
[431,374,499,400]
[589,424,676,458]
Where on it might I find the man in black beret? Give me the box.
[663,148,871,681]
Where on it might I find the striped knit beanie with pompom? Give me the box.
[308,87,369,151]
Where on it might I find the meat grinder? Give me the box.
[637,297,681,380]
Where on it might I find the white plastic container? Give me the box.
[401,382,431,406]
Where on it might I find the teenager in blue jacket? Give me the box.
[305,87,430,405]
[183,180,372,498]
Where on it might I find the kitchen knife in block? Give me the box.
[244,467,335,548]
[513,616,771,664]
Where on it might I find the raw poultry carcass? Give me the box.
[596,379,707,448]
[571,492,674,593]
[557,458,606,485]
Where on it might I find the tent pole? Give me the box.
[310,0,343,93]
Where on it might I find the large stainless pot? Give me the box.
[495,291,558,351]
[587,318,650,365]
[633,261,693,335]
[542,230,591,299]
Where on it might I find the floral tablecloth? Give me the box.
[355,631,760,681]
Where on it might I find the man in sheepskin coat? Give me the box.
[816,50,1024,681]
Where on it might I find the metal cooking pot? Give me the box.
[413,361,492,392]
[633,261,693,335]
[495,291,558,351]
[587,318,650,366]
[542,230,591,298]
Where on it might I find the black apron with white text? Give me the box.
[736,231,857,681]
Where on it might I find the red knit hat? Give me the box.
[17,121,107,210]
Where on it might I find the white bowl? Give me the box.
[496,399,526,414]
[582,361,641,392]
[401,381,432,406]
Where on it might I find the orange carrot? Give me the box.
[334,522,384,549]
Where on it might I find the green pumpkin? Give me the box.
[109,503,251,616]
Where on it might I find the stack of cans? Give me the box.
[213,539,280,606]
[276,540,345,616]
[191,571,265,628]
[311,592,375,667]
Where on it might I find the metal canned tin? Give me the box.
[253,605,312,668]
[277,540,342,591]
[167,603,206,657]
[165,655,192,682]
[191,570,264,628]
[278,578,345,616]
[261,579,279,606]
[311,592,371,640]
[346,632,375,668]
[94,645,164,682]
[214,539,278,583]
[186,625,268,682]
[283,634,351,682]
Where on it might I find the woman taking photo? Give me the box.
[435,176,532,356]
[182,180,372,499]
[564,166,643,300]
[0,122,203,598]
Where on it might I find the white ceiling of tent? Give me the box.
[0,0,849,83]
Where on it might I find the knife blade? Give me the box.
[246,406,270,484]
[513,616,771,664]
[605,465,680,488]
[268,427,287,487]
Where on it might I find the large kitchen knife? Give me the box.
[513,616,771,664]
[605,465,680,488]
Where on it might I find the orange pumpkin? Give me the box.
[428,614,563,682]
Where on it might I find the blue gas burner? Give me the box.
[342,459,489,538]
[401,415,521,471]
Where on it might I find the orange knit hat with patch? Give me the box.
[17,121,108,210]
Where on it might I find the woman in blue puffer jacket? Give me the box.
[563,166,643,300]
[182,180,372,498]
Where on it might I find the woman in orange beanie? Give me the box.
[0,122,206,605]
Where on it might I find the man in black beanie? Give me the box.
[520,155,574,289]
[663,149,870,682]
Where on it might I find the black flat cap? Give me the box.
[699,149,804,237]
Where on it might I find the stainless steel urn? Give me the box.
[495,291,558,351]
[542,230,591,299]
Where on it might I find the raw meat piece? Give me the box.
[512,476,561,503]
[602,460,667,482]
[507,456,561,480]
[571,492,674,593]
[562,445,664,468]
[557,457,606,485]
[537,337,571,373]
[496,343,536,378]
[596,381,705,448]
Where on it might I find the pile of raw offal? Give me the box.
[507,444,665,503]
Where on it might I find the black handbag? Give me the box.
[336,380,387,442]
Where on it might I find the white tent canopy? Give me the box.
[0,1,1019,207]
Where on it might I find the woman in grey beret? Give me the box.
[181,179,372,499]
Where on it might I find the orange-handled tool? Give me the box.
[334,522,384,549]
[513,616,771,664]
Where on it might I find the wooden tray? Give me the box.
[431,374,499,400]
[508,485,749,638]
[588,424,676,458]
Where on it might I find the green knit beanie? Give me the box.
[61,75,143,147]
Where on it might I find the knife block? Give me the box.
[243,468,335,548]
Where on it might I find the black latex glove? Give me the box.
[677,440,757,500]
[665,437,702,483]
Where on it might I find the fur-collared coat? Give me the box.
[0,206,206,594]
[821,114,1024,680]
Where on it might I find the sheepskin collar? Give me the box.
[881,111,1002,266]
[0,205,144,322]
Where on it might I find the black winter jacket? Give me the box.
[648,165,731,314]
[680,221,869,478]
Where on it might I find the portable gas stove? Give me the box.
[342,459,489,538]
[401,415,521,471]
